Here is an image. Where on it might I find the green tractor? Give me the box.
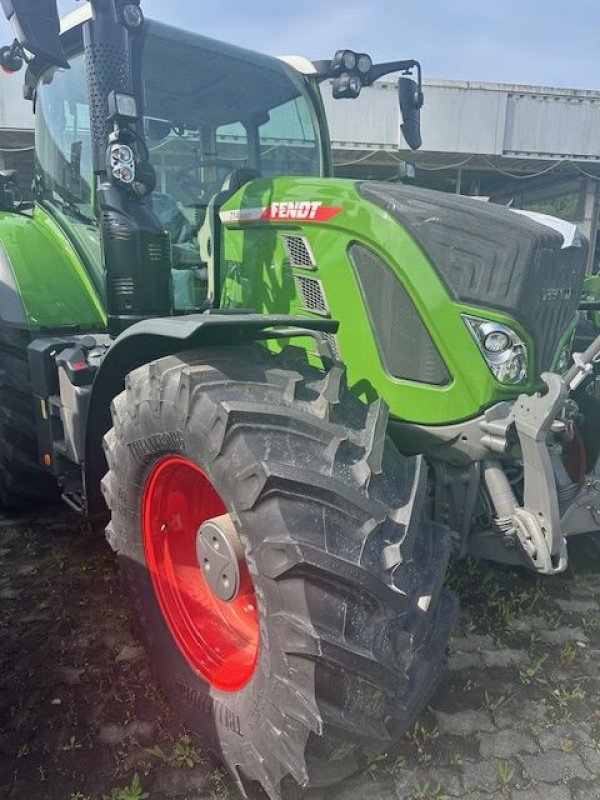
[1,0,600,797]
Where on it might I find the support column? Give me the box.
[455,167,462,195]
[581,177,599,273]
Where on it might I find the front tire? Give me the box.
[102,345,456,798]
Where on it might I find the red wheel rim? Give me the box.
[142,456,259,691]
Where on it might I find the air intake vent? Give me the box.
[282,235,316,269]
[102,212,132,241]
[110,277,135,300]
[321,331,340,360]
[144,235,170,263]
[85,37,130,167]
[295,276,329,316]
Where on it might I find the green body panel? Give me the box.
[219,176,559,426]
[0,206,106,331]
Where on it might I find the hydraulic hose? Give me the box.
[564,331,600,390]
[482,459,518,520]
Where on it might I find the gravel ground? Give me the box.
[2,507,600,800]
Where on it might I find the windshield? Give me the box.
[138,23,322,253]
[35,22,323,304]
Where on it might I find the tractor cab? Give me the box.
[33,13,327,310]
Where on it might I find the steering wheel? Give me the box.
[176,159,237,204]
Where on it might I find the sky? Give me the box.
[0,0,599,91]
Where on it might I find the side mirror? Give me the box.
[312,53,425,148]
[0,0,68,69]
[399,77,423,151]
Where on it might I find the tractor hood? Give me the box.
[358,183,587,376]
[218,176,585,425]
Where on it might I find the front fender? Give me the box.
[0,208,105,331]
[84,312,338,514]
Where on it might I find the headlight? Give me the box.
[332,49,358,71]
[483,330,511,354]
[357,53,372,74]
[463,316,528,385]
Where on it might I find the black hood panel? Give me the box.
[359,183,587,373]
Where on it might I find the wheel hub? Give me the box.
[196,514,243,602]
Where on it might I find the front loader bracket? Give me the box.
[511,372,568,573]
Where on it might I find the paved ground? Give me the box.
[2,508,600,800]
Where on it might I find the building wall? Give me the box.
[322,78,600,161]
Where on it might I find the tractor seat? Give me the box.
[198,168,260,263]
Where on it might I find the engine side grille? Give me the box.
[295,276,329,316]
[349,243,450,385]
[534,245,588,372]
[282,235,316,269]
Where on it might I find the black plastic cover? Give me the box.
[55,346,96,387]
[27,337,74,397]
[1,0,69,69]
[359,183,586,373]
[349,243,450,385]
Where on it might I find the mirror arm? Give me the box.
[366,59,419,84]
[366,60,423,110]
